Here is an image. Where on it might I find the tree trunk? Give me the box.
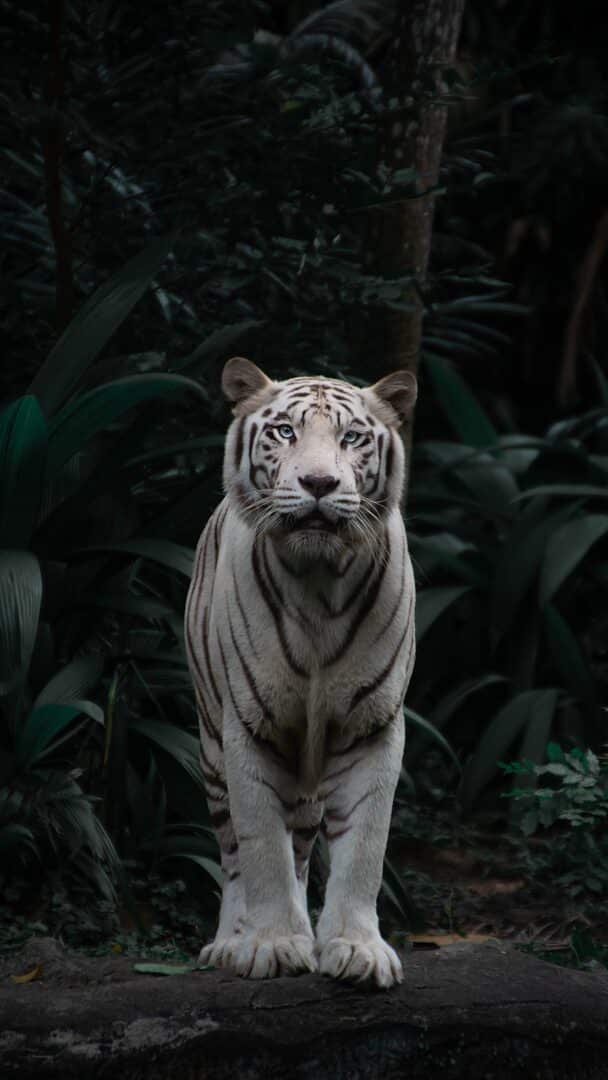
[3,937,608,1079]
[364,0,465,376]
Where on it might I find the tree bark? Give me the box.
[364,0,465,376]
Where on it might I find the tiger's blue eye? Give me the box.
[277,424,295,440]
[342,430,359,444]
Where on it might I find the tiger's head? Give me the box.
[221,357,417,560]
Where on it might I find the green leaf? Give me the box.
[431,675,508,731]
[415,585,473,641]
[15,702,91,767]
[403,706,461,770]
[591,358,608,407]
[407,674,508,768]
[424,354,498,448]
[29,233,178,415]
[162,852,224,889]
[540,515,608,605]
[460,689,560,810]
[46,374,206,476]
[0,397,48,548]
[381,856,425,931]
[133,962,199,976]
[515,484,608,502]
[0,551,42,698]
[72,539,194,578]
[0,823,38,857]
[174,320,264,373]
[515,688,560,790]
[490,499,576,647]
[33,653,104,708]
[129,718,205,791]
[543,605,596,705]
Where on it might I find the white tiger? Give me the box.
[185,356,417,987]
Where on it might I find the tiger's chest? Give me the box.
[209,524,414,736]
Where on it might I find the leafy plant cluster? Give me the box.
[406,370,608,808]
[0,241,231,934]
[500,742,608,899]
[503,742,608,834]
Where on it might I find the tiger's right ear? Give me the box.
[222,357,273,412]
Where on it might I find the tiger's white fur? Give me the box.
[185,357,417,987]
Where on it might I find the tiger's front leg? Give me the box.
[316,713,405,988]
[215,709,317,979]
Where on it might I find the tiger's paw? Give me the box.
[201,932,317,978]
[318,935,403,989]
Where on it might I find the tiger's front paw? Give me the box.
[318,935,403,989]
[203,932,317,979]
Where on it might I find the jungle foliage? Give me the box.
[1,0,607,936]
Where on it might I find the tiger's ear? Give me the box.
[222,357,273,409]
[367,370,418,427]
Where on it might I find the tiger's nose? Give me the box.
[298,474,339,498]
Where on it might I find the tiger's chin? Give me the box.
[281,528,348,562]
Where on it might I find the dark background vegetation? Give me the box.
[2,0,608,967]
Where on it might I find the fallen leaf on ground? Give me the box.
[11,965,44,984]
[133,962,197,975]
[467,878,525,897]
[133,962,215,975]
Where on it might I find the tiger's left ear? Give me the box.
[368,370,418,427]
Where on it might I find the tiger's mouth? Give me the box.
[289,511,339,534]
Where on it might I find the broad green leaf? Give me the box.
[0,551,42,697]
[515,688,560,790]
[34,653,104,708]
[15,702,90,767]
[415,585,473,641]
[431,675,507,731]
[174,320,264,373]
[0,397,48,548]
[490,499,576,647]
[46,374,207,476]
[409,534,483,586]
[72,539,194,578]
[590,358,608,406]
[381,856,425,931]
[450,456,519,513]
[403,706,460,770]
[407,674,508,768]
[543,605,596,705]
[0,823,38,856]
[162,852,224,889]
[29,233,178,415]
[424,354,498,448]
[129,718,205,791]
[540,515,608,605]
[515,484,608,502]
[127,435,226,467]
[460,689,560,810]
